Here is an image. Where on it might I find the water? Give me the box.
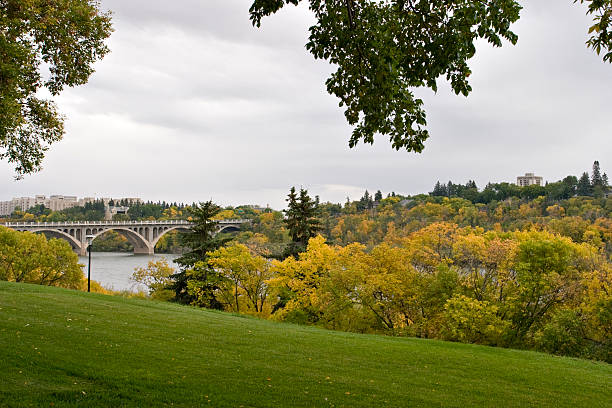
[78,252,179,293]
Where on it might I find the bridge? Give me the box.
[4,219,249,256]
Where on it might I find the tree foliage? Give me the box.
[208,243,273,314]
[250,0,521,152]
[283,187,321,258]
[169,201,231,306]
[249,1,611,151]
[0,226,83,288]
[0,0,112,177]
[579,0,612,62]
[131,258,175,300]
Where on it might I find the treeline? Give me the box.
[4,200,267,224]
[430,161,610,203]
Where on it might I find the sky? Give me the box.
[1,0,610,209]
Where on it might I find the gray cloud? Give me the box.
[1,0,610,209]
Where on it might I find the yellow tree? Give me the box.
[348,243,414,331]
[131,258,175,300]
[404,222,458,273]
[0,226,83,289]
[271,235,337,323]
[208,243,273,314]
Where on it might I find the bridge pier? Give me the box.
[133,245,154,255]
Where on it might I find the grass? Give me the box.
[0,281,610,408]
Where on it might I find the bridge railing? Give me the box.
[2,219,251,228]
[3,220,192,227]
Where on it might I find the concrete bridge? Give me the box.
[4,219,249,256]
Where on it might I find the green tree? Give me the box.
[577,172,592,196]
[250,0,521,153]
[578,0,612,62]
[0,0,113,177]
[283,187,321,258]
[249,1,612,153]
[592,160,603,186]
[169,201,230,305]
[509,233,582,342]
[131,258,175,300]
[0,226,83,288]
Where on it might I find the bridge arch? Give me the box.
[30,228,82,253]
[151,226,190,248]
[90,227,154,255]
[217,224,243,234]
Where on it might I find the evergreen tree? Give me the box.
[432,181,445,196]
[592,161,603,186]
[283,187,321,259]
[602,173,609,187]
[169,201,230,306]
[577,172,592,196]
[447,181,455,197]
[374,190,383,202]
[358,190,374,210]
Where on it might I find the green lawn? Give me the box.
[0,281,610,407]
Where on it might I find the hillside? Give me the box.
[0,282,610,407]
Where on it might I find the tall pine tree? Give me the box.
[592,161,603,186]
[283,187,321,259]
[577,172,592,196]
[169,201,230,306]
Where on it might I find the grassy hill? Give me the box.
[0,282,610,408]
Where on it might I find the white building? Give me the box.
[517,173,543,187]
[0,195,143,216]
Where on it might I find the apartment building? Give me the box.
[516,173,543,187]
[0,195,143,216]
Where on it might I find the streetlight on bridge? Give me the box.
[86,235,94,292]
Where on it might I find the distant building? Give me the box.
[0,195,76,215]
[245,204,269,212]
[517,173,543,187]
[0,195,143,217]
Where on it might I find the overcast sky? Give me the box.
[1,0,610,209]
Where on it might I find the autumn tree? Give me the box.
[249,1,612,152]
[508,231,586,342]
[208,243,273,314]
[0,226,83,288]
[131,258,175,300]
[0,0,113,177]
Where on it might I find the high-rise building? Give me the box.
[517,173,543,187]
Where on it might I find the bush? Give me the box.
[534,309,586,358]
[441,295,509,345]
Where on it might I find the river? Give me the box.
[78,252,179,293]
